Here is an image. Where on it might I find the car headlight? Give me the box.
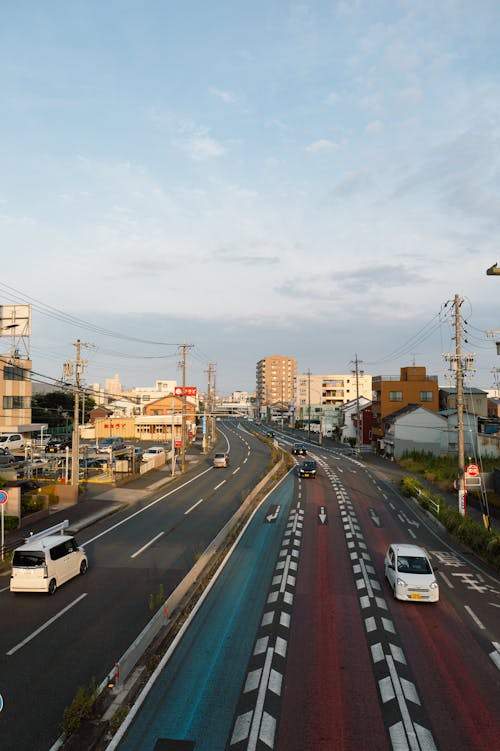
[429,580,438,589]
[396,578,407,588]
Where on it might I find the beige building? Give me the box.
[295,372,373,415]
[256,355,297,417]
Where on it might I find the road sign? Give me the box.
[174,386,197,397]
[0,490,8,505]
[466,463,480,477]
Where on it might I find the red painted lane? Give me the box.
[349,478,500,750]
[277,476,388,751]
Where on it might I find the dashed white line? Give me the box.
[131,531,165,557]
[214,480,226,490]
[464,605,485,630]
[7,593,88,655]
[184,498,204,515]
[232,467,240,475]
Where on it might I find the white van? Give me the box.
[10,532,88,595]
[0,433,25,452]
[213,452,229,468]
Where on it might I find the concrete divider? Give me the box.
[113,459,284,688]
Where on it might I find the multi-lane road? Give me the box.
[108,426,500,751]
[0,423,269,751]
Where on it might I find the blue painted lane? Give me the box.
[118,472,295,751]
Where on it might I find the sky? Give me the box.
[1,1,500,396]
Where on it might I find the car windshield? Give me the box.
[397,555,432,574]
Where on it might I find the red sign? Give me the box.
[0,490,8,505]
[174,386,197,397]
[175,439,182,447]
[466,463,480,477]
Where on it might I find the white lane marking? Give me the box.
[131,531,165,558]
[0,585,9,593]
[464,605,485,630]
[232,467,240,475]
[7,593,88,656]
[243,458,248,463]
[490,643,500,671]
[83,465,214,545]
[386,655,421,751]
[214,480,226,491]
[248,647,275,751]
[438,571,454,589]
[408,528,416,539]
[184,498,204,515]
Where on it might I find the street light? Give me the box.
[486,262,500,275]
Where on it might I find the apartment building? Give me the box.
[295,372,373,416]
[256,355,297,418]
[371,366,439,449]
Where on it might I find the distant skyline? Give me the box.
[1,2,500,394]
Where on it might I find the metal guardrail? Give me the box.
[414,488,440,515]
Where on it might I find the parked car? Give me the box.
[0,447,18,466]
[45,436,72,453]
[142,446,166,461]
[297,459,317,478]
[292,443,307,455]
[97,436,127,453]
[0,433,25,452]
[384,543,439,603]
[124,446,144,461]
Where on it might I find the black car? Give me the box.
[0,447,17,465]
[292,443,307,455]
[45,436,72,453]
[297,459,317,478]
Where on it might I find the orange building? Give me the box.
[371,366,439,449]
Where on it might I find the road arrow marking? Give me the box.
[318,506,328,525]
[266,505,281,523]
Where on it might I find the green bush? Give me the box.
[21,495,45,514]
[60,678,98,737]
[3,515,19,530]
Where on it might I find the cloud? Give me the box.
[365,119,384,134]
[209,87,237,104]
[277,263,426,301]
[399,86,422,105]
[211,248,280,265]
[331,170,373,197]
[306,139,339,153]
[175,135,226,160]
[325,91,340,105]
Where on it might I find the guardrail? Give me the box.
[112,459,285,688]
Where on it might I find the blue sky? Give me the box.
[1,1,500,395]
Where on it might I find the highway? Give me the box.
[0,422,270,751]
[107,428,500,751]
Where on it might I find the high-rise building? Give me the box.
[256,355,297,417]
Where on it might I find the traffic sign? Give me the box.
[466,463,480,477]
[0,490,8,505]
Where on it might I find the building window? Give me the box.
[420,391,433,402]
[3,365,26,381]
[389,391,403,402]
[3,396,31,409]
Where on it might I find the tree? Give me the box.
[31,391,96,428]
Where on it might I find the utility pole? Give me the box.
[204,363,214,454]
[444,296,468,516]
[69,339,91,488]
[352,354,363,452]
[307,369,311,442]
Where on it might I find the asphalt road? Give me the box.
[0,422,270,751]
[104,430,500,751]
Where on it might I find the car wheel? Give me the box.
[48,579,57,595]
[80,560,88,575]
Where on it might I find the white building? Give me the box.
[295,372,373,432]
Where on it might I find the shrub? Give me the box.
[60,678,98,736]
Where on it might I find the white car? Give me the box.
[142,446,166,461]
[384,543,439,603]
